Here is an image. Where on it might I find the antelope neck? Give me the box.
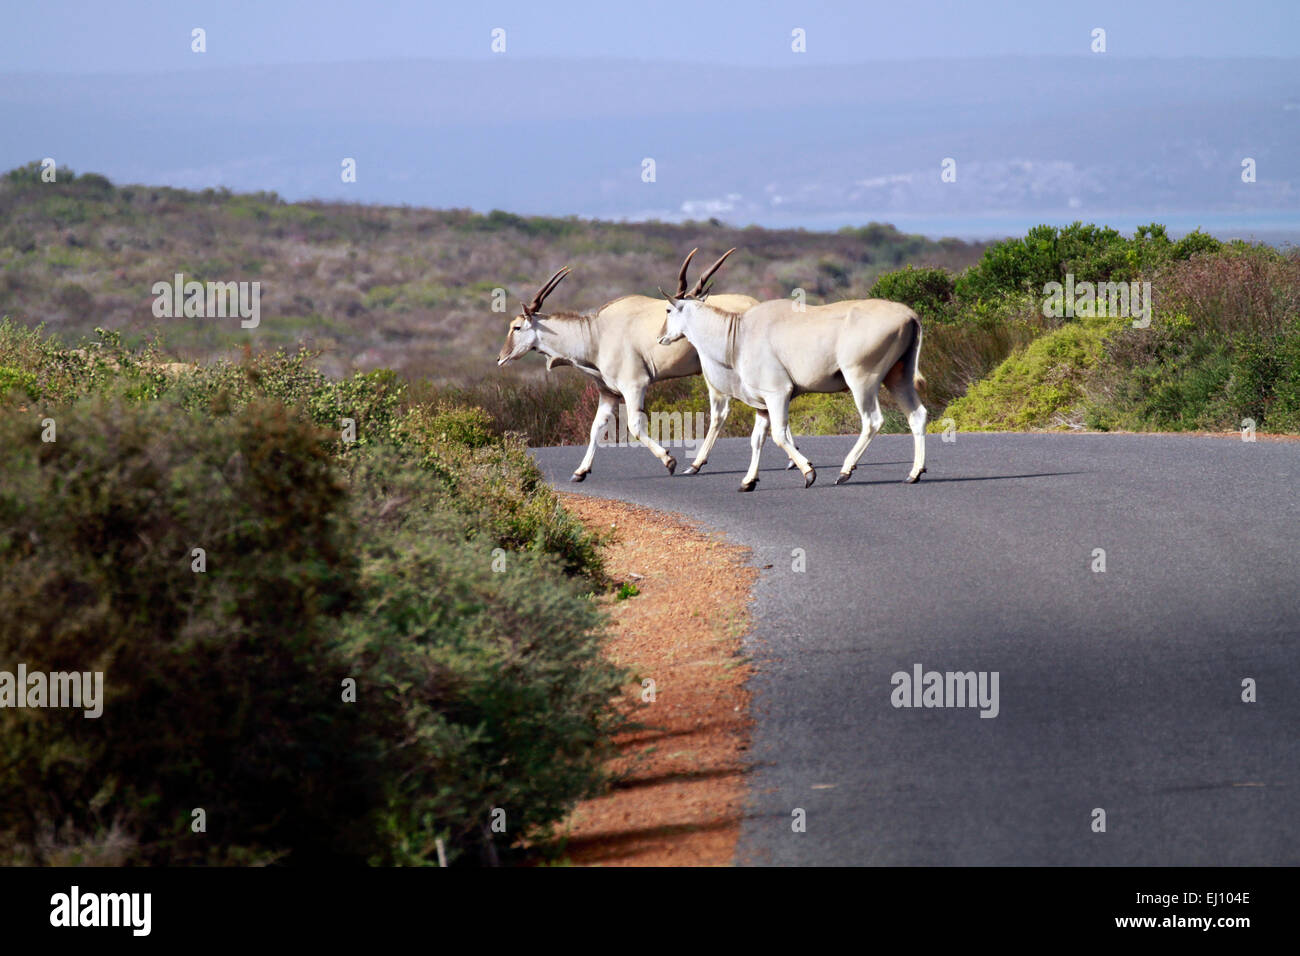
[688,303,742,370]
[541,311,596,364]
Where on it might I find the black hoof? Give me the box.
[905,466,927,484]
[684,464,700,476]
[571,472,588,483]
[786,460,797,470]
[804,468,817,488]
[835,472,851,485]
[665,456,677,475]
[738,479,758,492]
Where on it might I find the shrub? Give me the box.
[948,245,1300,434]
[1154,244,1298,337]
[3,160,56,187]
[0,394,627,866]
[417,377,590,448]
[1084,248,1300,432]
[940,317,1126,430]
[391,404,601,576]
[556,382,605,447]
[1172,229,1223,261]
[0,396,374,865]
[421,403,496,449]
[956,222,1137,303]
[54,282,94,315]
[869,265,956,323]
[0,364,37,402]
[1226,323,1300,432]
[339,446,627,864]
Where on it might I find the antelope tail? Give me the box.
[905,315,926,391]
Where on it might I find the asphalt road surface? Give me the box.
[531,433,1299,865]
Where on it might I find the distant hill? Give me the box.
[0,164,992,383]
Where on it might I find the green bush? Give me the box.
[955,222,1139,303]
[1081,246,1300,432]
[940,317,1126,430]
[0,364,37,402]
[422,404,496,449]
[1086,319,1300,433]
[0,395,626,866]
[0,396,375,865]
[172,350,404,448]
[869,265,956,323]
[1226,325,1300,430]
[339,447,626,864]
[420,377,590,448]
[1,323,601,576]
[1172,229,1223,261]
[391,404,601,576]
[944,245,1300,434]
[0,324,406,449]
[0,323,624,865]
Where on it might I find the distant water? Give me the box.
[749,211,1300,246]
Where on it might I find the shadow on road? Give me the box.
[839,470,1092,486]
[687,469,1092,484]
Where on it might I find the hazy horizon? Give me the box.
[3,1,1298,241]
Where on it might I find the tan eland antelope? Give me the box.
[657,275,928,492]
[496,250,767,481]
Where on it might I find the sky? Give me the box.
[2,2,1296,239]
[5,0,1300,72]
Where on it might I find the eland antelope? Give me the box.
[657,280,928,492]
[496,250,764,481]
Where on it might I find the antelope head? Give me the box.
[658,248,735,345]
[497,266,571,366]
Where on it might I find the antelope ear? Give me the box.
[546,355,573,371]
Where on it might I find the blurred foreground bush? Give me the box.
[0,337,624,866]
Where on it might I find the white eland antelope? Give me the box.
[496,250,767,481]
[657,275,928,492]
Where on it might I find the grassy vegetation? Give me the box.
[942,317,1126,430]
[0,161,992,388]
[1083,246,1300,433]
[0,322,628,866]
[5,162,1294,443]
[3,162,1296,868]
[937,237,1300,434]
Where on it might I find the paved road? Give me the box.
[531,434,1299,865]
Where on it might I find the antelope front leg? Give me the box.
[685,382,730,475]
[766,397,815,487]
[572,390,618,481]
[623,385,677,475]
[739,410,769,492]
